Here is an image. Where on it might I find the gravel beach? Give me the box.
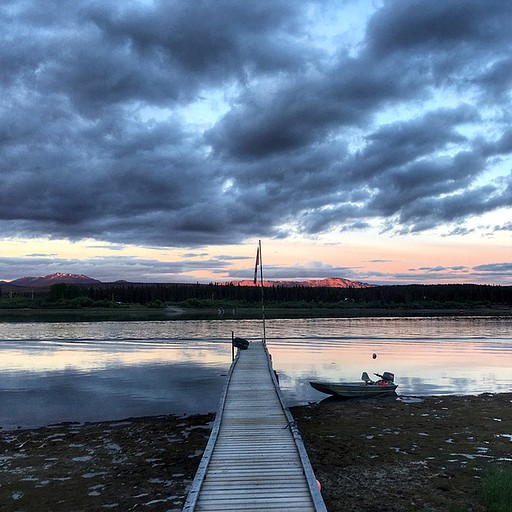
[1,393,511,511]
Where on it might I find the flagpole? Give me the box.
[258,239,266,343]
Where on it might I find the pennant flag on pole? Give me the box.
[254,246,260,284]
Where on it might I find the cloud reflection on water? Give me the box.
[0,362,228,430]
[268,334,512,404]
[0,317,510,429]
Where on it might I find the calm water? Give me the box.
[0,317,510,429]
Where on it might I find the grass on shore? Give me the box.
[482,464,512,512]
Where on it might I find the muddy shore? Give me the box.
[1,393,511,511]
[293,393,512,512]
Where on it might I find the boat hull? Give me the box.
[232,337,250,350]
[310,381,397,399]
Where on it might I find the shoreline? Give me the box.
[1,306,511,322]
[2,392,511,511]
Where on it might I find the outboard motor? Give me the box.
[382,371,395,383]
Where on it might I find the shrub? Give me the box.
[482,463,512,512]
[147,299,165,308]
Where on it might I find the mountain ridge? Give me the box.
[8,273,102,287]
[225,277,372,288]
[4,273,372,288]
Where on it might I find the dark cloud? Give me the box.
[495,221,512,232]
[471,262,512,283]
[443,226,475,237]
[366,0,511,55]
[1,0,512,252]
[206,53,421,159]
[347,105,479,183]
[473,262,512,273]
[481,128,512,157]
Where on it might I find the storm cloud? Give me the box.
[2,0,512,249]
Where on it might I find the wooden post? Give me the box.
[258,239,266,343]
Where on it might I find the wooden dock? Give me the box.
[183,340,326,512]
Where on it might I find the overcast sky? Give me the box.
[1,0,511,285]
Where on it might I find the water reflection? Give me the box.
[1,363,226,430]
[266,318,512,404]
[0,317,510,429]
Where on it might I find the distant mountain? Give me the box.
[225,277,373,288]
[4,273,371,289]
[9,273,101,287]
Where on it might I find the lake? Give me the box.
[0,316,510,429]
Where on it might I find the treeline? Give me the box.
[0,282,126,309]
[1,282,512,309]
[68,282,512,308]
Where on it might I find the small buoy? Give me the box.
[372,353,377,359]
[316,479,321,491]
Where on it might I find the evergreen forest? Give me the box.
[1,282,511,311]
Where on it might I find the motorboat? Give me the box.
[309,371,397,399]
